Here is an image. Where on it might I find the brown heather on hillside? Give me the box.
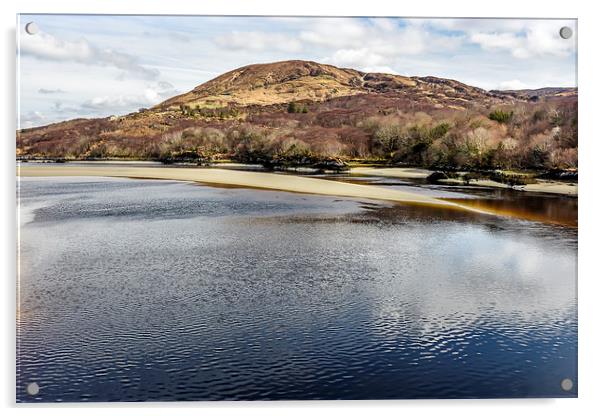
[17,60,578,171]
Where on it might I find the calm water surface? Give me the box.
[17,176,577,401]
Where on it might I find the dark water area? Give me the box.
[321,174,578,228]
[17,177,577,401]
[448,194,577,228]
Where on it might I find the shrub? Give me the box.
[429,122,450,140]
[490,171,536,186]
[288,102,308,114]
[287,102,298,113]
[489,109,514,124]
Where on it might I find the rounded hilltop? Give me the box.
[157,59,496,109]
[159,60,370,108]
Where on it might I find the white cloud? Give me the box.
[20,31,160,80]
[214,31,302,52]
[497,79,529,90]
[38,88,65,94]
[19,111,46,128]
[297,18,464,73]
[469,28,572,59]
[369,18,398,32]
[425,18,527,33]
[82,95,146,110]
[470,32,522,54]
[328,48,387,70]
[143,30,191,43]
[521,21,576,57]
[299,18,462,56]
[431,19,576,59]
[300,18,368,48]
[81,81,178,111]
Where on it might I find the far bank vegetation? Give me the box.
[19,100,577,172]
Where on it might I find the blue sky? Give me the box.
[17,15,577,128]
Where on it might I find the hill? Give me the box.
[157,60,504,110]
[490,87,577,101]
[17,60,577,171]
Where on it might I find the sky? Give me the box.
[17,15,577,128]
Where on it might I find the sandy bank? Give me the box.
[18,164,485,214]
[439,178,578,196]
[350,167,577,196]
[349,167,432,179]
[520,181,578,196]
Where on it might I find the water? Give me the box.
[320,174,578,227]
[17,176,577,401]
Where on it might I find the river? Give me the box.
[16,172,577,401]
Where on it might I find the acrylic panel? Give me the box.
[16,15,578,402]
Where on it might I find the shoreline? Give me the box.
[348,167,577,197]
[18,160,577,197]
[17,159,579,197]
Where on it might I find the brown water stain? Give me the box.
[447,197,577,228]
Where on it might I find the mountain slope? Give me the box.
[490,87,578,101]
[157,60,504,110]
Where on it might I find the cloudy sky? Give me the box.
[17,15,577,128]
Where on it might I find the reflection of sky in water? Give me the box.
[17,178,577,401]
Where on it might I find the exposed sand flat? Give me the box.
[349,167,432,179]
[17,164,485,214]
[351,167,577,196]
[440,178,578,196]
[520,181,578,196]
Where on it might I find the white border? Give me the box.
[2,1,601,415]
